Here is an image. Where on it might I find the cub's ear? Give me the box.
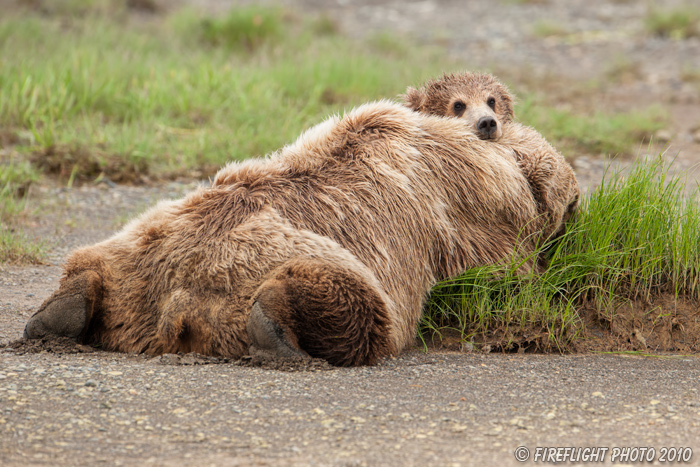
[402,87,424,111]
[495,82,515,121]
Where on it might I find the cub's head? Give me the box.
[403,72,515,141]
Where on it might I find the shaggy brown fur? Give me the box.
[404,72,580,240]
[25,101,577,366]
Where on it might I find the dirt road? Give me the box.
[1,348,699,466]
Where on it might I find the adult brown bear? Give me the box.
[24,100,578,366]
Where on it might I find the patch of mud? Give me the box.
[424,293,700,355]
[236,353,334,371]
[576,293,700,353]
[424,326,563,354]
[147,350,335,371]
[2,336,97,355]
[150,350,334,370]
[2,339,335,370]
[31,144,150,184]
[423,329,478,353]
[155,352,230,365]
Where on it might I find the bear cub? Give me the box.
[404,72,580,242]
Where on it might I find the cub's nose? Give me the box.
[477,116,499,139]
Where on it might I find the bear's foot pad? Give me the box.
[24,293,89,340]
[247,301,310,359]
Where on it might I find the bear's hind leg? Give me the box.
[24,271,102,341]
[248,257,395,367]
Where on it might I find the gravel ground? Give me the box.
[3,1,700,465]
[1,351,699,466]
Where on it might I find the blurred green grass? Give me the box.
[0,7,450,181]
[518,98,665,156]
[645,5,700,39]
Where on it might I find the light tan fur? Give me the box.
[26,101,576,366]
[404,72,580,240]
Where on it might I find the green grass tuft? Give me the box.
[0,228,46,264]
[531,20,569,38]
[367,31,411,57]
[0,159,46,264]
[197,6,284,51]
[1,159,39,222]
[424,156,700,349]
[645,6,700,39]
[312,14,340,37]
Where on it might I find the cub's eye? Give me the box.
[487,97,496,109]
[453,101,466,113]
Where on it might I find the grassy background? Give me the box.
[0,4,664,186]
[0,6,450,184]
